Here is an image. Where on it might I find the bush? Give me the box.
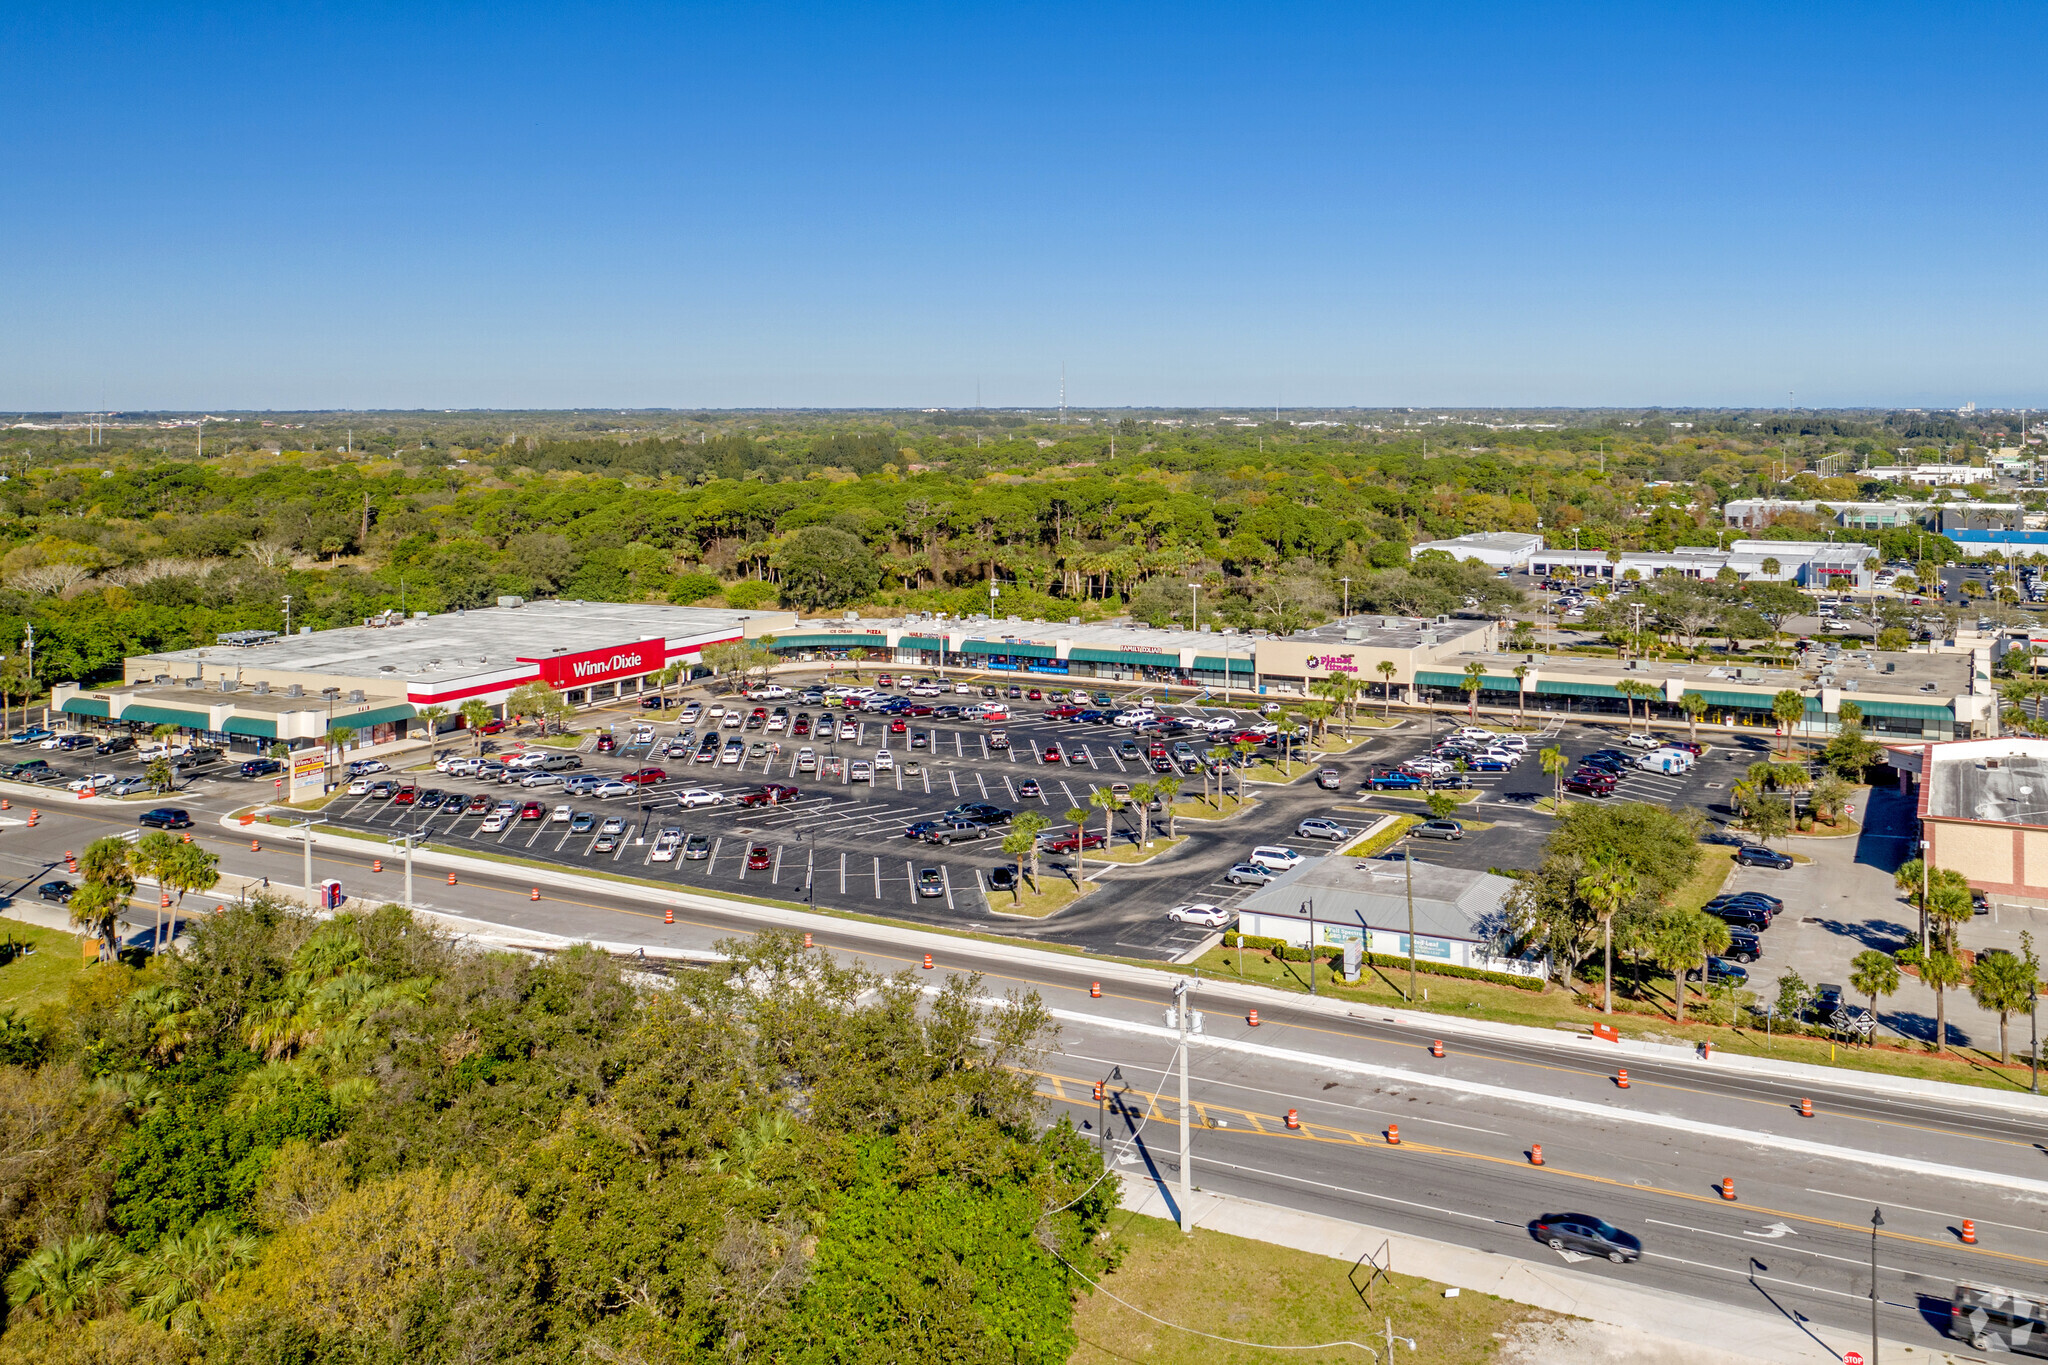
[668,571,721,604]
[722,580,778,610]
[1220,934,1545,991]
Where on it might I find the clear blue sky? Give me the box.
[7,2,2046,411]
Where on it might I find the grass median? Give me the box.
[0,916,87,1014]
[1072,1211,1547,1365]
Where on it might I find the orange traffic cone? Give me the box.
[1386,1124,1401,1145]
[803,932,813,948]
[1799,1096,1813,1118]
[664,907,675,924]
[1248,1008,1260,1026]
[250,839,259,851]
[1431,1039,1444,1058]
[1530,1144,1544,1166]
[1617,1069,1630,1089]
[372,858,383,872]
[180,831,191,843]
[1961,1219,1978,1244]
[1720,1178,1736,1201]
[1284,1109,1301,1129]
[1093,1081,1104,1101]
[1,798,9,809]
[447,871,457,885]
[922,953,934,970]
[530,888,540,901]
[1090,981,1101,998]
[159,893,170,908]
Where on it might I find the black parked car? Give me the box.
[137,807,193,830]
[1704,899,1772,930]
[96,736,135,755]
[37,879,74,902]
[1531,1213,1641,1264]
[1723,929,1762,963]
[1685,956,1750,986]
[239,758,284,778]
[987,864,1020,892]
[1734,844,1793,869]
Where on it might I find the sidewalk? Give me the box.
[1118,1177,1972,1365]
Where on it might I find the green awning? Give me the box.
[224,716,278,739]
[1417,670,1525,690]
[332,704,416,731]
[1843,699,1953,721]
[1531,679,1628,699]
[897,635,944,650]
[1191,657,1253,675]
[1069,648,1182,668]
[59,697,109,718]
[1681,690,1779,710]
[960,640,1057,658]
[117,703,213,730]
[775,633,895,649]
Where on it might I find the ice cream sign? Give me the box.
[1309,653,1359,673]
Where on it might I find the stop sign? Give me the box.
[1844,1352,1864,1365]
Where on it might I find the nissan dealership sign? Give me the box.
[521,637,668,688]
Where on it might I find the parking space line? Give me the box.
[771,844,783,883]
[872,855,881,898]
[839,850,847,896]
[903,859,915,905]
[706,837,721,875]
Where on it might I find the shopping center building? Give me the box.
[51,600,794,752]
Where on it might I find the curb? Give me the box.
[219,809,2048,1118]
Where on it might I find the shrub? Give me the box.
[668,571,721,604]
[1219,934,1545,991]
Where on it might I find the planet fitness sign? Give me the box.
[1308,653,1359,673]
[521,638,668,689]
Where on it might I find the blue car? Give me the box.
[1466,757,1513,773]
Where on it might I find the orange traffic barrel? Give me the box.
[922,953,934,970]
[1284,1109,1300,1130]
[1530,1144,1544,1166]
[1090,981,1101,998]
[1431,1039,1444,1058]
[1720,1178,1736,1201]
[1799,1096,1813,1118]
[372,858,383,872]
[1386,1124,1401,1145]
[1961,1219,1978,1244]
[530,888,540,901]
[664,907,675,924]
[446,871,457,885]
[1617,1069,1630,1089]
[803,932,813,948]
[1248,1008,1260,1026]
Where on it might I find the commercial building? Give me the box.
[1407,532,1544,569]
[1946,529,2048,559]
[1527,540,1876,588]
[1720,498,2021,532]
[1862,465,1986,487]
[51,600,794,754]
[769,612,1499,698]
[1234,854,1544,980]
[1411,642,1989,740]
[1889,737,2048,901]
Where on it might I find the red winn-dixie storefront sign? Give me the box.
[521,638,669,689]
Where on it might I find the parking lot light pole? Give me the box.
[280,816,326,909]
[1869,1207,1884,1365]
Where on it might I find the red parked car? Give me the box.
[746,844,772,870]
[1041,743,1064,763]
[1039,829,1108,854]
[622,767,667,785]
[876,674,894,687]
[480,718,510,735]
[517,801,545,820]
[735,783,800,808]
[1045,704,1084,721]
[392,785,418,805]
[888,718,907,734]
[1026,688,1044,701]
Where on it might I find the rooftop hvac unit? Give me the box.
[346,689,364,703]
[496,596,524,608]
[218,679,237,692]
[1885,662,1896,674]
[1344,628,1364,641]
[253,681,271,694]
[153,674,171,685]
[285,683,303,697]
[183,676,202,688]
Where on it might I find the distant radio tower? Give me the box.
[1059,363,1066,425]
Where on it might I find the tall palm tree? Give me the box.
[1377,659,1398,717]
[1231,739,1259,796]
[1153,775,1182,835]
[415,704,450,741]
[1576,862,1639,1014]
[1064,805,1092,880]
[1274,715,1303,775]
[1461,660,1487,719]
[73,836,136,960]
[1512,664,1530,726]
[1128,781,1157,846]
[1679,690,1707,744]
[162,842,221,924]
[1540,745,1568,810]
[1012,810,1051,890]
[1089,784,1123,852]
[132,830,181,955]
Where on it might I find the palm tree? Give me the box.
[1848,949,1900,1049]
[132,830,181,955]
[1512,663,1530,725]
[1274,715,1303,775]
[3,1234,131,1321]
[459,698,493,750]
[1770,689,1806,757]
[1460,660,1486,719]
[1128,781,1157,846]
[1153,774,1182,834]
[1012,810,1051,890]
[162,841,221,926]
[415,704,450,740]
[326,725,356,787]
[128,1217,260,1330]
[72,836,135,960]
[1921,947,1967,1055]
[1232,739,1258,796]
[1679,690,1708,745]
[846,646,868,680]
[1650,907,1730,1024]
[1089,784,1123,853]
[1064,805,1092,880]
[998,829,1033,904]
[1298,699,1334,742]
[1539,745,1567,810]
[1377,659,1398,716]
[1969,930,2038,1064]
[1576,862,1638,1014]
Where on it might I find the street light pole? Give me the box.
[1188,583,1201,634]
[1172,976,1197,1233]
[1339,577,1351,618]
[1869,1207,1884,1365]
[1405,846,1417,1003]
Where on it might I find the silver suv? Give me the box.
[1295,818,1350,842]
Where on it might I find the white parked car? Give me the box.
[678,704,702,724]
[1621,732,1660,750]
[1167,903,1232,928]
[520,771,567,790]
[478,812,511,833]
[675,788,722,808]
[720,740,744,765]
[873,749,895,772]
[849,760,872,782]
[348,778,373,795]
[747,685,792,700]
[650,826,684,861]
[66,773,116,793]
[1247,845,1305,873]
[795,748,817,773]
[1112,709,1158,728]
[550,804,573,822]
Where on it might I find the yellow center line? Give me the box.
[1031,1068,2048,1271]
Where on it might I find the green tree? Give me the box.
[1512,663,1530,725]
[1376,659,1398,716]
[1011,810,1051,889]
[1969,932,2040,1065]
[1875,626,1911,652]
[1128,781,1157,846]
[845,645,868,680]
[774,526,883,610]
[1064,805,1092,880]
[132,830,183,955]
[1577,862,1639,1015]
[1822,720,1884,780]
[459,698,494,750]
[1746,795,1792,845]
[1424,790,1459,820]
[1649,907,1731,1024]
[1770,689,1806,756]
[1152,774,1182,835]
[1538,745,1569,809]
[1848,949,1900,1046]
[0,654,31,734]
[1678,690,1708,745]
[1920,947,1967,1055]
[1089,784,1123,853]
[416,703,450,738]
[70,836,135,960]
[2,1233,131,1322]
[144,754,174,794]
[998,829,1033,903]
[1894,858,1974,950]
[1510,802,1704,988]
[1460,659,1486,719]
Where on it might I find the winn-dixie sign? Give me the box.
[521,638,667,688]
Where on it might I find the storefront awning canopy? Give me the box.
[224,716,278,739]
[332,704,416,732]
[59,697,110,718]
[118,703,213,730]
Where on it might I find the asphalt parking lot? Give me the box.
[8,680,1772,962]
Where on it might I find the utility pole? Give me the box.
[1171,976,1199,1233]
[1920,842,1931,955]
[1868,1207,1884,1365]
[1188,583,1201,633]
[1340,577,1352,617]
[1405,846,1417,1002]
[283,594,292,638]
[1059,363,1066,426]
[284,817,326,909]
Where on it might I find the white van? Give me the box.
[1637,748,1695,774]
